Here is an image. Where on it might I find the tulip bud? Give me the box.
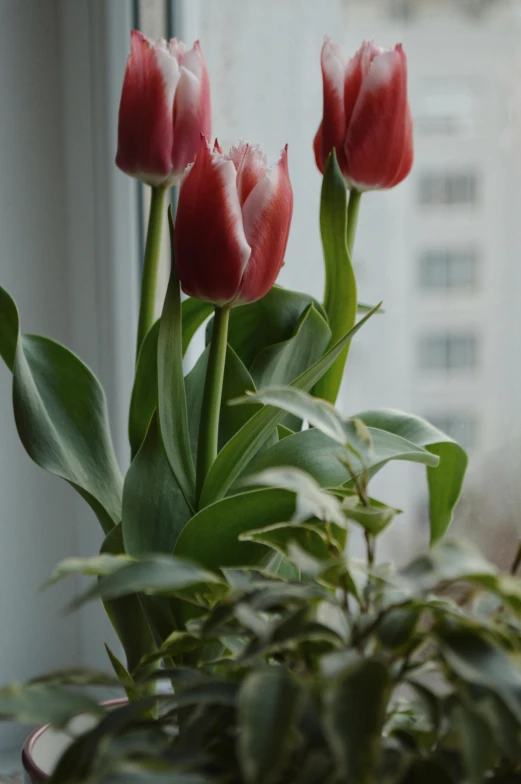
[314,37,413,191]
[116,30,211,187]
[175,139,293,306]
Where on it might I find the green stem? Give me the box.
[136,186,167,359]
[346,188,362,257]
[196,305,230,501]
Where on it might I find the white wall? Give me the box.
[0,0,80,750]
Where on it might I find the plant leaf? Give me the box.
[122,412,191,556]
[0,288,123,532]
[323,658,391,784]
[128,320,160,458]
[314,150,357,404]
[0,682,103,727]
[240,426,438,490]
[157,212,196,510]
[181,297,213,355]
[237,668,303,784]
[199,304,379,507]
[174,488,297,570]
[355,409,468,543]
[212,285,328,370]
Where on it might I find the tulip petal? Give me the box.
[116,30,178,185]
[172,43,211,176]
[344,40,382,129]
[175,140,251,306]
[230,143,269,206]
[345,46,412,190]
[316,37,348,173]
[238,147,293,304]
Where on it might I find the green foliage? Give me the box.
[8,522,521,783]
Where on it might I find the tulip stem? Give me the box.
[346,188,362,257]
[136,185,167,360]
[196,305,231,502]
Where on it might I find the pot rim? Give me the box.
[21,697,127,781]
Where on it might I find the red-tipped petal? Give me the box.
[237,146,293,304]
[116,30,178,185]
[172,42,212,177]
[344,40,382,129]
[316,37,349,174]
[175,140,251,306]
[230,142,269,206]
[345,45,413,190]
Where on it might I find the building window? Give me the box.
[416,80,478,137]
[419,249,478,293]
[419,332,478,371]
[418,172,478,206]
[426,412,478,451]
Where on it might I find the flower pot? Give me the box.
[21,699,125,783]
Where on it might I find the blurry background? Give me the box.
[1,0,521,766]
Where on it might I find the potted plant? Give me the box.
[0,30,475,781]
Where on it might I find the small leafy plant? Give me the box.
[5,509,521,783]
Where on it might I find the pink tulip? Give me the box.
[314,37,413,191]
[175,139,293,306]
[116,30,211,186]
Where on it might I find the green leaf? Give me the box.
[314,150,357,404]
[249,304,331,388]
[186,344,260,462]
[181,297,213,355]
[377,607,420,649]
[0,682,103,727]
[242,467,346,527]
[199,304,379,507]
[0,285,19,371]
[0,288,123,532]
[67,555,222,610]
[453,704,496,784]
[399,539,497,594]
[437,624,521,723]
[240,426,439,491]
[214,285,328,370]
[324,658,391,784]
[128,320,160,458]
[157,212,196,511]
[105,644,140,702]
[239,522,330,563]
[403,760,455,783]
[342,495,402,536]
[122,413,191,556]
[356,409,468,543]
[237,668,303,784]
[174,488,297,570]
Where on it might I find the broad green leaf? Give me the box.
[249,304,331,389]
[157,212,196,510]
[199,304,379,507]
[242,467,346,527]
[399,539,498,595]
[128,319,160,458]
[240,427,438,490]
[324,658,391,784]
[174,488,297,570]
[239,522,330,563]
[48,553,132,584]
[0,285,19,370]
[237,668,303,784]
[233,386,372,455]
[453,704,496,784]
[0,682,103,727]
[181,297,213,355]
[342,495,402,536]
[437,624,521,723]
[211,285,328,370]
[0,288,123,532]
[186,344,260,461]
[356,409,468,543]
[122,413,191,556]
[314,150,357,404]
[377,606,420,649]
[249,305,331,431]
[67,555,222,610]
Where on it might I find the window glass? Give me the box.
[419,333,478,371]
[419,249,478,292]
